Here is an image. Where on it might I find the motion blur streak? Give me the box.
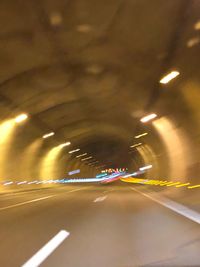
[153,117,193,182]
[0,1,200,266]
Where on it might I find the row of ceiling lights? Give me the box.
[130,70,180,149]
[41,128,100,165]
[15,70,178,168]
[14,114,71,148]
[187,19,200,48]
[14,113,101,168]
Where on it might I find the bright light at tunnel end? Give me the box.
[15,113,28,123]
[140,113,157,123]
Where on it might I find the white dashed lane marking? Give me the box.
[94,196,107,202]
[22,230,70,267]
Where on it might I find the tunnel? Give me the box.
[0,1,200,267]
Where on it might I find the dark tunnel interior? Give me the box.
[0,1,200,266]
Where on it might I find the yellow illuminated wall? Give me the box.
[0,119,16,180]
[20,139,43,179]
[153,116,193,182]
[40,146,62,180]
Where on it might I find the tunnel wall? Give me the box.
[0,117,96,192]
[128,83,200,187]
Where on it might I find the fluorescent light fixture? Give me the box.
[135,133,148,139]
[130,143,142,148]
[139,164,152,171]
[59,142,71,148]
[43,132,55,139]
[68,149,80,154]
[194,21,200,30]
[68,169,80,175]
[160,71,180,84]
[15,113,28,123]
[81,156,92,161]
[76,153,87,158]
[140,113,157,123]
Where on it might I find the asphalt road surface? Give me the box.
[0,184,199,267]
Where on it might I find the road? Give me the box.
[0,183,199,267]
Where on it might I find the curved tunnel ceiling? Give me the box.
[0,0,199,180]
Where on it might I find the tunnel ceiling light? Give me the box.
[139,165,152,171]
[50,12,63,26]
[68,148,80,154]
[76,153,87,158]
[130,143,142,148]
[15,113,28,123]
[81,156,92,161]
[160,71,180,84]
[194,20,200,30]
[43,132,55,139]
[135,133,148,139]
[140,113,157,123]
[59,142,71,148]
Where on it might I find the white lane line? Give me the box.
[0,195,55,211]
[22,230,70,267]
[93,196,107,202]
[67,188,86,193]
[131,187,200,225]
[0,187,88,212]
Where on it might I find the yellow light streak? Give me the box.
[188,184,200,189]
[176,183,190,188]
